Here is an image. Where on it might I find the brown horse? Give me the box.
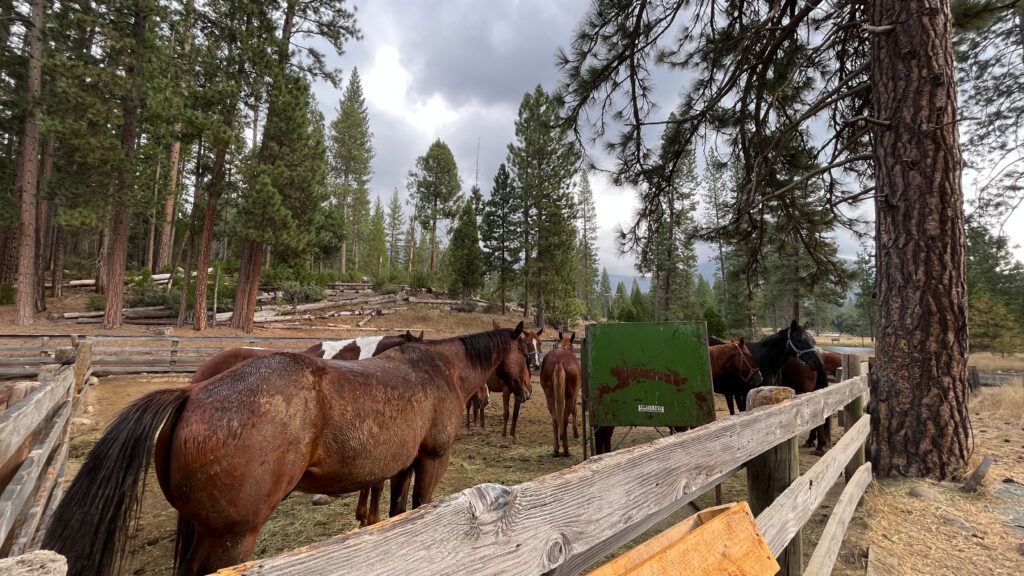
[821,350,842,381]
[43,324,527,576]
[465,383,489,428]
[189,332,423,384]
[541,332,581,457]
[594,339,764,455]
[485,320,540,444]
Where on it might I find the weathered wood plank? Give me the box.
[803,462,872,576]
[216,376,868,576]
[28,440,70,552]
[9,434,71,556]
[586,502,777,576]
[88,366,196,376]
[0,375,73,472]
[0,550,67,575]
[0,401,72,545]
[756,413,870,557]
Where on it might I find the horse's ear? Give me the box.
[513,321,524,338]
[558,331,564,342]
[790,319,800,331]
[492,319,502,329]
[570,332,576,344]
[537,327,544,336]
[738,337,745,346]
[417,331,424,341]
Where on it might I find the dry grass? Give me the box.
[970,352,1024,374]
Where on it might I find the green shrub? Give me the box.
[548,297,587,328]
[454,298,478,313]
[377,283,400,295]
[281,281,325,308]
[0,282,14,305]
[62,255,95,280]
[86,294,106,311]
[128,279,173,308]
[410,269,433,290]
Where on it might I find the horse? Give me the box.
[540,332,581,457]
[821,350,842,381]
[43,323,528,576]
[776,355,832,452]
[484,320,541,444]
[465,383,489,428]
[189,332,423,384]
[593,338,765,455]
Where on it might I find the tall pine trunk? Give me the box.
[50,216,63,298]
[14,0,43,325]
[868,0,970,479]
[103,4,146,329]
[156,7,191,273]
[192,145,227,331]
[146,157,160,271]
[231,241,263,333]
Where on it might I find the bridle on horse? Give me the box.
[787,325,820,364]
[733,341,760,384]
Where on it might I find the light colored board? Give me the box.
[91,356,206,365]
[587,502,777,576]
[865,546,898,576]
[0,358,52,366]
[9,433,70,556]
[89,367,197,376]
[28,439,69,552]
[804,462,872,576]
[756,414,870,556]
[0,401,71,545]
[215,376,868,576]
[0,375,73,472]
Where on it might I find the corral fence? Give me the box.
[1,335,874,575]
[0,343,91,560]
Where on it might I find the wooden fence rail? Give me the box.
[214,374,869,576]
[0,359,83,557]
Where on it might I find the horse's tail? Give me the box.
[554,363,566,437]
[42,387,189,576]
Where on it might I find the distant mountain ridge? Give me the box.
[603,261,719,294]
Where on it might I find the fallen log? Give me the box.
[407,296,461,305]
[284,294,398,314]
[356,313,374,327]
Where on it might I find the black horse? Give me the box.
[593,320,821,455]
[710,319,824,414]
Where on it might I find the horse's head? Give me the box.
[786,320,822,371]
[556,331,576,352]
[494,321,532,402]
[732,338,763,386]
[494,320,544,371]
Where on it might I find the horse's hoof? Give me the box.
[814,448,827,456]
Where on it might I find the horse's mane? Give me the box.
[458,329,516,370]
[398,328,515,371]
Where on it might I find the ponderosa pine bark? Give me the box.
[868,0,971,479]
[14,0,44,326]
[103,4,147,329]
[192,146,227,331]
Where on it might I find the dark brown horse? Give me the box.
[189,332,423,384]
[821,350,842,381]
[465,383,489,428]
[43,324,527,576]
[777,355,832,452]
[541,332,581,457]
[485,320,540,444]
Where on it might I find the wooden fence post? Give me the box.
[40,337,49,358]
[746,386,801,576]
[170,339,178,368]
[842,358,864,485]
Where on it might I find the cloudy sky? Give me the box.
[309,0,1024,280]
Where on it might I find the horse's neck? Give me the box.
[750,333,790,378]
[422,340,506,401]
[707,345,733,378]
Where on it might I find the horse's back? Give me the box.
[191,347,275,383]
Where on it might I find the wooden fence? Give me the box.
[209,372,870,576]
[0,345,89,558]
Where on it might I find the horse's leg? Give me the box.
[510,396,522,444]
[816,417,831,453]
[560,404,570,457]
[725,392,736,415]
[389,466,414,517]
[594,426,613,455]
[176,523,263,576]
[411,452,452,509]
[501,388,511,440]
[737,390,747,412]
[367,482,384,525]
[356,488,370,527]
[572,401,579,438]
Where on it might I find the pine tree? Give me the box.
[507,85,580,327]
[599,267,612,318]
[576,173,599,317]
[447,199,483,298]
[559,0,971,478]
[481,163,522,311]
[385,188,405,272]
[330,67,374,274]
[408,138,461,273]
[612,281,627,320]
[629,279,651,322]
[694,275,714,316]
[363,197,388,277]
